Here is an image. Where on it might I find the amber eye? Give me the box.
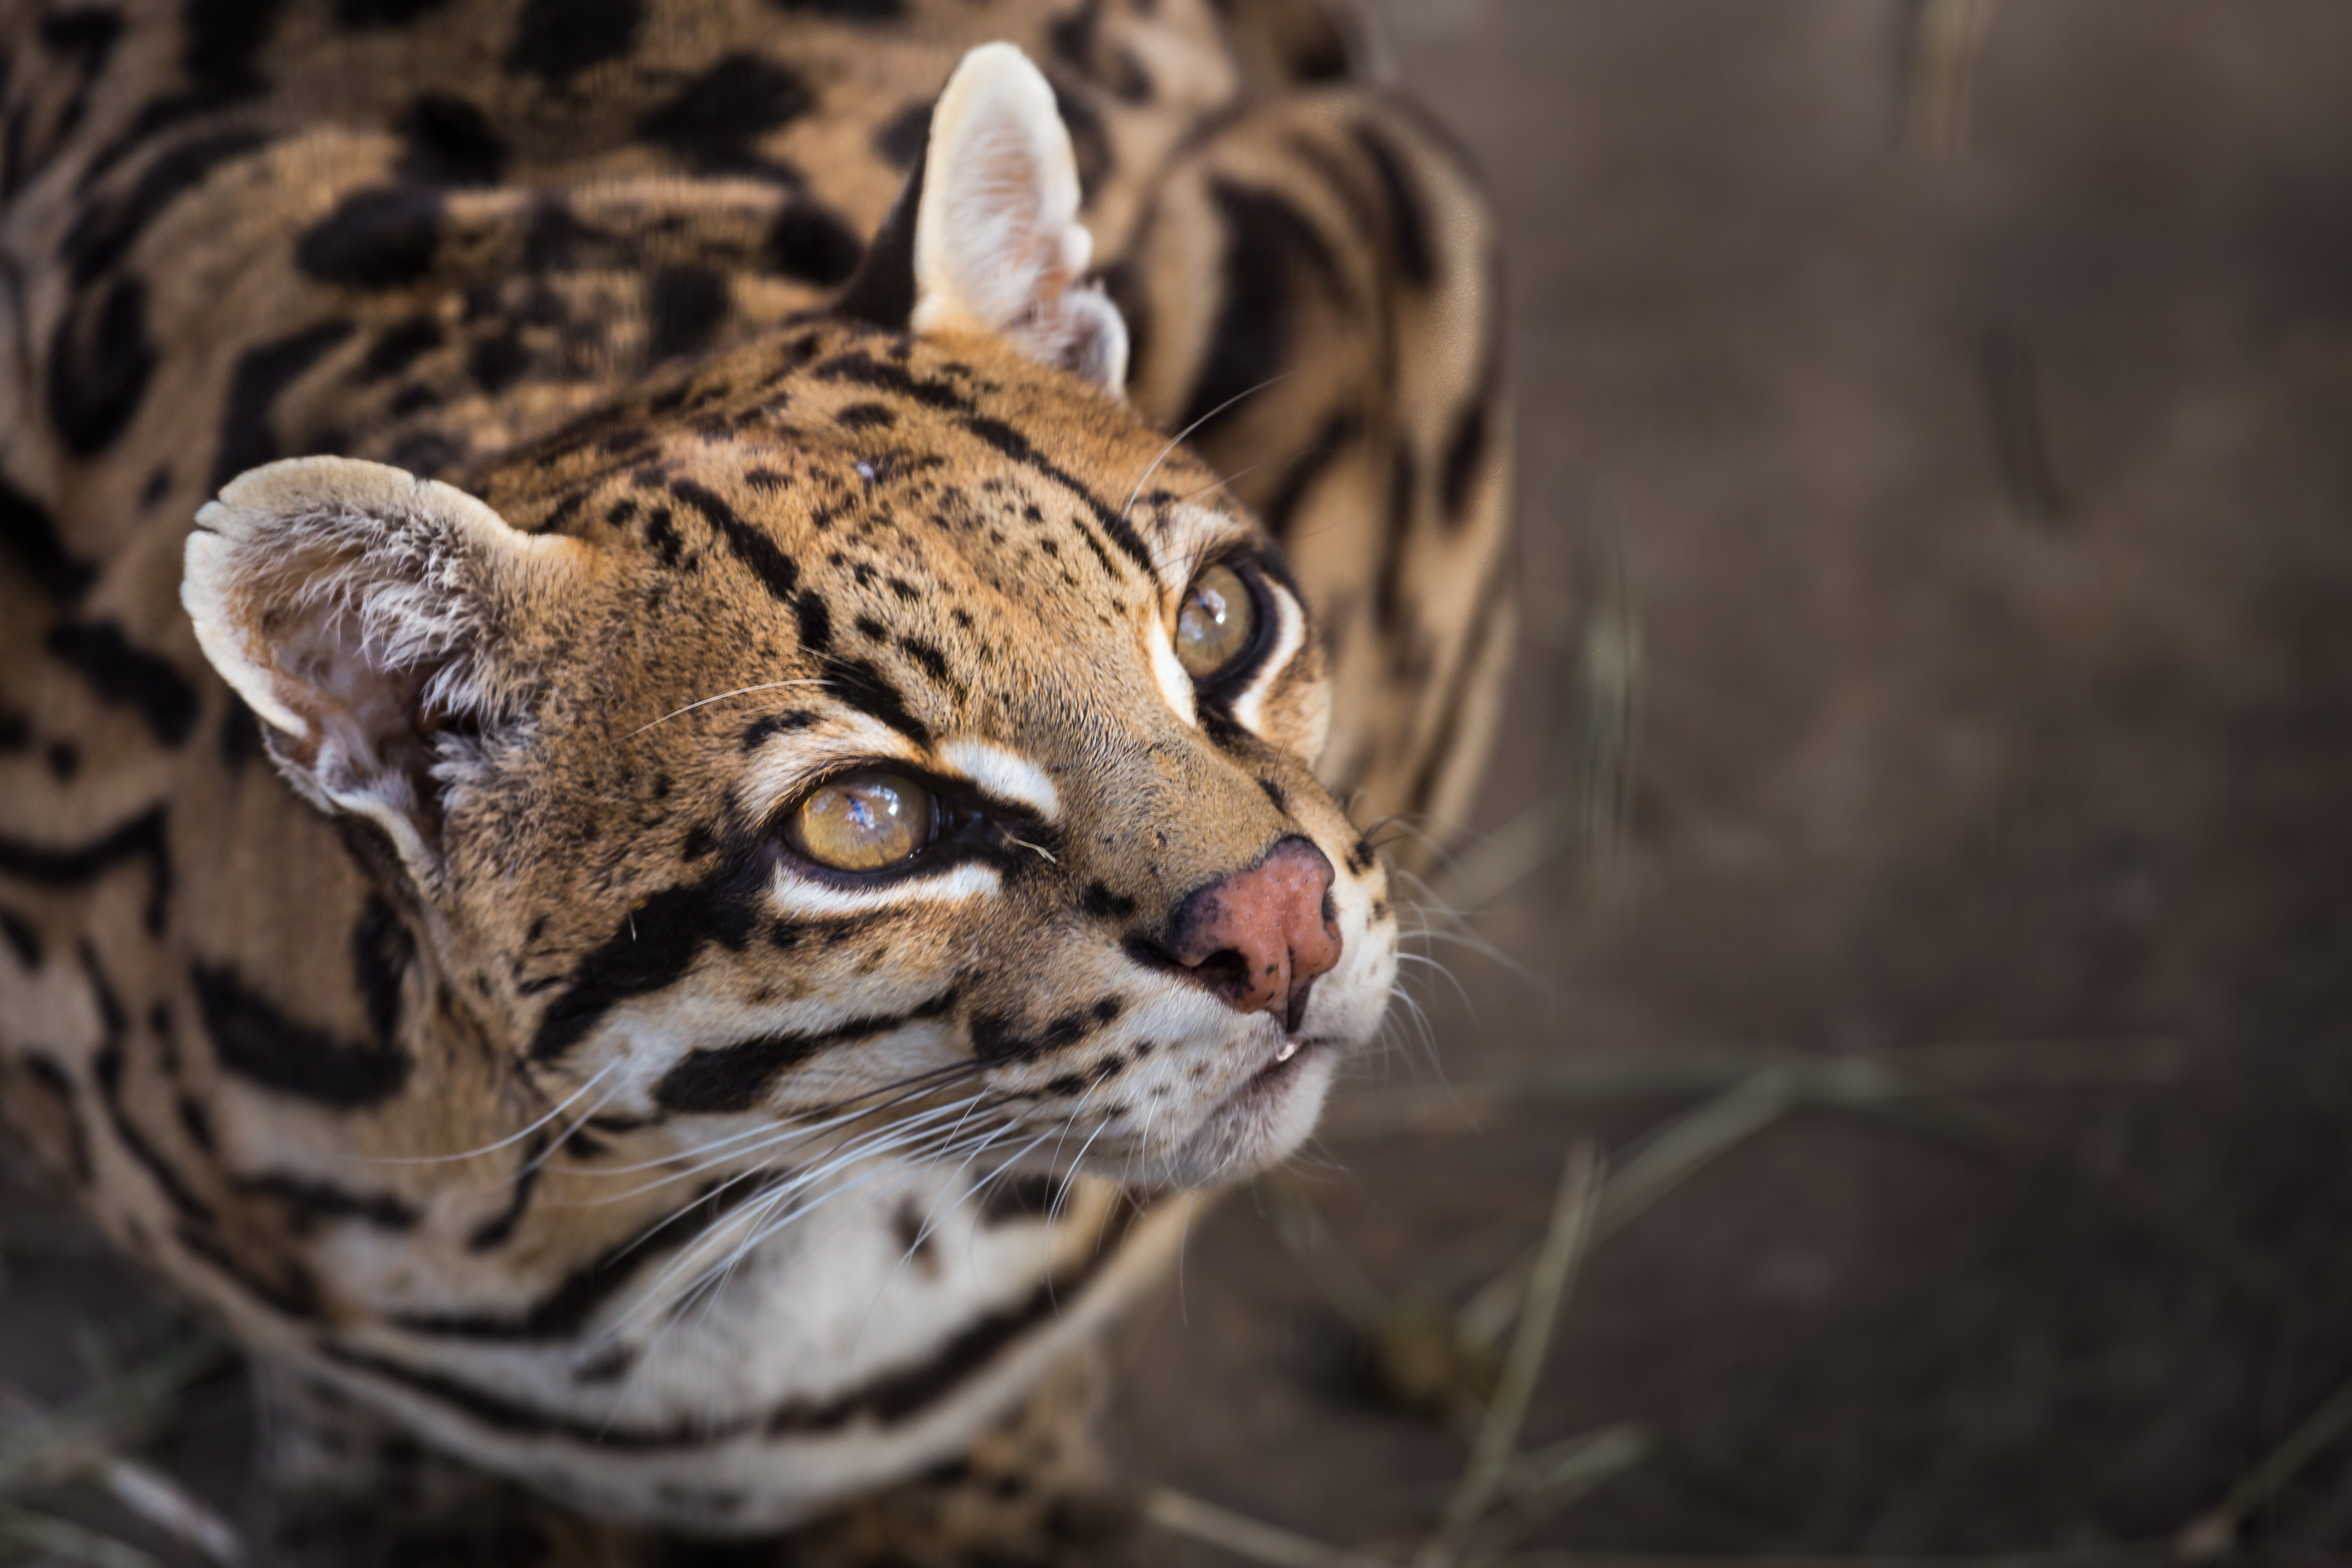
[788,770,935,872]
[1173,563,1258,680]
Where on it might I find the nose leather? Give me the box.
[1164,836,1342,1031]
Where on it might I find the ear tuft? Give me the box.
[909,43,1128,392]
[183,457,570,884]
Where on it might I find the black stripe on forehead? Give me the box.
[821,655,930,746]
[812,352,1154,577]
[667,478,799,602]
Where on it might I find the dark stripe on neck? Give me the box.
[397,1169,792,1339]
[322,1196,1141,1447]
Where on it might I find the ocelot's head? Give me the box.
[182,45,1397,1190]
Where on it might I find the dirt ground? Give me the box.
[8,2,2352,1563]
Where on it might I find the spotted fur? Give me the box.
[0,0,1511,1559]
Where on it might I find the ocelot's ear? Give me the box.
[182,457,580,887]
[837,43,1126,392]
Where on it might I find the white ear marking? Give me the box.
[910,43,1129,392]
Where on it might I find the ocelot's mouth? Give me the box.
[1240,1035,1324,1095]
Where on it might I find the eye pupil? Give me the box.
[1175,563,1257,679]
[790,770,933,872]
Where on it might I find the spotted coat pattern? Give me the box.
[0,0,1512,1561]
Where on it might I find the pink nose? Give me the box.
[1165,837,1342,1032]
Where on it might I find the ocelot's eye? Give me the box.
[788,770,935,872]
[1174,563,1257,681]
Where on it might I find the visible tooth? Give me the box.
[1275,1039,1299,1063]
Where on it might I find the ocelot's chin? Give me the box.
[1155,1039,1342,1189]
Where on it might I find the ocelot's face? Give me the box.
[450,322,1399,1190]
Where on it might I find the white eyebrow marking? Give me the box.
[1147,615,1199,729]
[771,861,1001,917]
[1230,583,1306,735]
[938,738,1061,820]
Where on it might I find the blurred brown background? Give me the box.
[1108,1,2352,1562]
[8,1,2352,1562]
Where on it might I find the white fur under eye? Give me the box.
[938,739,1060,821]
[1146,616,1199,729]
[1229,583,1305,735]
[769,861,1000,917]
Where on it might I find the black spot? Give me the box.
[1440,396,1491,524]
[642,504,682,566]
[1375,443,1415,631]
[211,318,356,486]
[767,208,860,288]
[139,466,173,509]
[194,963,412,1105]
[1079,881,1136,920]
[853,615,889,643]
[764,0,903,17]
[61,126,271,286]
[37,8,123,62]
[45,620,198,745]
[178,1096,215,1152]
[46,743,79,781]
[182,0,286,98]
[351,896,414,1046]
[898,636,952,688]
[357,315,444,382]
[637,54,813,172]
[0,807,173,936]
[0,470,96,601]
[741,711,816,751]
[467,327,528,394]
[334,0,449,24]
[294,184,443,288]
[647,266,728,362]
[873,100,930,171]
[396,93,508,186]
[1351,123,1435,288]
[0,711,28,752]
[529,854,771,1061]
[1180,180,1341,439]
[217,700,266,771]
[653,991,958,1114]
[669,479,800,604]
[47,275,157,453]
[744,467,786,493]
[0,908,42,970]
[834,402,895,429]
[794,592,833,654]
[506,0,640,82]
[1042,1073,1085,1098]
